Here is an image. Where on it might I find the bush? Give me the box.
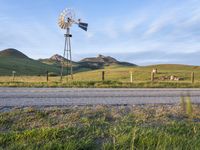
[48,72,59,77]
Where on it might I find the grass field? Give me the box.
[1,103,200,149]
[1,64,200,88]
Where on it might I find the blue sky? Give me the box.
[0,0,200,65]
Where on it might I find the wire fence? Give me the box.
[0,70,199,84]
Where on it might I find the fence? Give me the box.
[1,70,199,84]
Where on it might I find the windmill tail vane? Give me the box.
[78,22,88,31]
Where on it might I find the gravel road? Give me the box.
[0,88,200,106]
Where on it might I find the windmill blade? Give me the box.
[58,8,75,29]
[78,22,88,31]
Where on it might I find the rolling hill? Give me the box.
[2,48,198,80]
[0,49,63,76]
[1,48,200,87]
[69,63,200,83]
[0,49,137,76]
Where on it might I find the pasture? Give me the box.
[1,64,200,88]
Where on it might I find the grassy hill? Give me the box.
[0,49,137,76]
[0,48,28,58]
[1,48,200,87]
[0,49,63,76]
[69,64,200,82]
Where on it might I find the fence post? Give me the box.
[102,71,105,81]
[191,72,194,84]
[46,71,49,82]
[130,71,133,83]
[12,71,16,82]
[151,72,155,82]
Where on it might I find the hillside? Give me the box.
[0,49,137,76]
[1,48,200,86]
[2,48,197,79]
[70,63,200,82]
[0,49,63,76]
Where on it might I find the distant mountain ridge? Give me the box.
[80,54,118,64]
[39,54,76,66]
[40,54,137,69]
[50,54,70,62]
[79,54,136,68]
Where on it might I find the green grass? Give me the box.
[1,64,200,87]
[1,105,200,149]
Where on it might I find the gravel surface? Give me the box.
[0,88,200,106]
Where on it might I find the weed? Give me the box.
[186,97,193,117]
[180,96,193,117]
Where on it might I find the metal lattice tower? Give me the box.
[61,28,73,81]
[58,8,88,81]
[58,9,88,81]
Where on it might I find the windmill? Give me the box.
[58,8,88,81]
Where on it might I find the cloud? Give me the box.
[144,9,178,36]
[145,18,169,35]
[123,16,147,33]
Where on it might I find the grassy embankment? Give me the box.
[1,101,200,149]
[1,64,200,88]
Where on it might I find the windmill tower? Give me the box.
[58,8,88,81]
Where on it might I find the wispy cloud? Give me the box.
[123,16,147,33]
[0,0,200,65]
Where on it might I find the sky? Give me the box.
[0,0,200,65]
